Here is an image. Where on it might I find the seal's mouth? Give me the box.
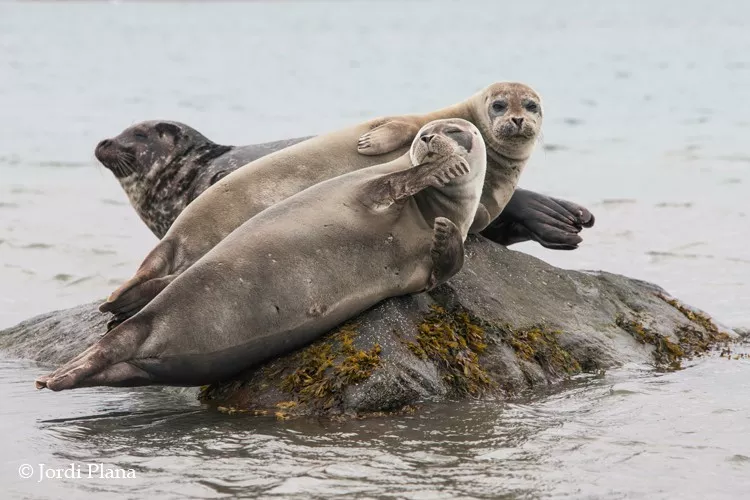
[497,121,536,141]
[95,139,136,178]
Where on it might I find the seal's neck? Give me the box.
[123,141,235,238]
[481,149,530,223]
[419,101,474,124]
[183,142,233,167]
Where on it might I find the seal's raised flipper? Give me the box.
[357,118,421,156]
[427,217,464,290]
[480,189,596,250]
[100,240,176,316]
[35,321,148,391]
[362,154,470,209]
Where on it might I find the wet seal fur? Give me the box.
[99,83,592,324]
[36,119,487,390]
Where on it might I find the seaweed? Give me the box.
[616,314,684,370]
[403,305,493,397]
[277,322,382,415]
[506,325,582,376]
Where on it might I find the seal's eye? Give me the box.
[134,132,148,140]
[525,101,539,113]
[491,101,507,113]
[445,128,473,152]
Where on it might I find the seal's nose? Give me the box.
[96,139,112,152]
[95,139,113,163]
[420,134,435,144]
[511,117,524,129]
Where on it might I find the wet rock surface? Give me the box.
[1,236,734,417]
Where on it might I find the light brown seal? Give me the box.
[35,119,486,390]
[100,82,543,324]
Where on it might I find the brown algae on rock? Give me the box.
[615,314,684,370]
[506,325,582,377]
[656,294,731,360]
[404,305,493,396]
[658,294,731,338]
[277,322,382,415]
[199,322,382,418]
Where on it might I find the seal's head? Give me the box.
[410,118,486,176]
[408,118,487,237]
[471,82,542,160]
[94,120,198,180]
[95,120,232,238]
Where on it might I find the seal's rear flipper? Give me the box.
[361,154,470,209]
[100,275,175,326]
[100,240,176,315]
[35,321,148,391]
[357,118,421,156]
[74,362,153,388]
[427,217,464,290]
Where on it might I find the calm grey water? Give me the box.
[1,1,749,498]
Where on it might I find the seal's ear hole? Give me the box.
[155,123,182,141]
[210,170,228,185]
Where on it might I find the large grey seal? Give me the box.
[99,82,583,322]
[96,120,592,245]
[36,119,487,390]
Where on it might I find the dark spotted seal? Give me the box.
[94,120,309,237]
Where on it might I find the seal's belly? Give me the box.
[146,220,432,372]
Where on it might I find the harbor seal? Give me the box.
[36,119,486,390]
[99,83,554,322]
[94,120,308,237]
[96,120,591,245]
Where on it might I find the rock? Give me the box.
[0,300,107,365]
[1,236,735,418]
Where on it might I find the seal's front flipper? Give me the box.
[479,220,535,247]
[362,154,470,209]
[546,195,595,228]
[357,119,421,156]
[427,217,464,290]
[100,240,175,315]
[480,189,595,250]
